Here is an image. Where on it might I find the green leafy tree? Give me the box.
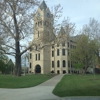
[74,62,84,69]
[83,18,100,65]
[6,59,14,74]
[0,60,6,73]
[71,34,97,73]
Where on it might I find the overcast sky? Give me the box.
[41,0,100,30]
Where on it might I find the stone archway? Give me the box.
[35,65,41,73]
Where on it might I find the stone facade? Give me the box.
[29,1,77,74]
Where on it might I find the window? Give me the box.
[57,44,59,47]
[62,49,65,55]
[52,61,54,68]
[68,70,70,73]
[36,54,37,60]
[38,22,39,26]
[40,21,42,25]
[68,49,70,56]
[63,70,66,74]
[30,63,31,68]
[68,42,69,47]
[35,46,37,50]
[35,23,37,27]
[62,43,65,46]
[71,61,73,68]
[30,47,32,51]
[57,49,59,56]
[30,53,32,59]
[52,51,54,57]
[57,60,60,67]
[57,70,60,74]
[38,31,39,37]
[38,53,40,60]
[68,60,70,67]
[52,45,54,48]
[70,44,72,49]
[63,60,66,67]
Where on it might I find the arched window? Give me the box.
[63,60,66,67]
[57,60,60,67]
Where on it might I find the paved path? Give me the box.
[0,74,100,100]
[0,74,64,100]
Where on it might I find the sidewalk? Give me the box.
[0,74,100,100]
[0,74,64,100]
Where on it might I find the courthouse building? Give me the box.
[29,1,77,74]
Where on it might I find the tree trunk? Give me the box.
[15,41,21,76]
[13,12,22,76]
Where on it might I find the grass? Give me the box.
[0,74,55,88]
[53,74,100,97]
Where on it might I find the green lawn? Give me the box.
[0,74,55,88]
[53,74,100,97]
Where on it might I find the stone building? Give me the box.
[29,1,76,74]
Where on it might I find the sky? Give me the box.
[41,0,100,30]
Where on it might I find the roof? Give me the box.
[58,27,65,36]
[39,1,47,10]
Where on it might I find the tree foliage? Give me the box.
[83,18,100,65]
[71,34,98,72]
[0,60,6,73]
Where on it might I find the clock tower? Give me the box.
[33,1,54,44]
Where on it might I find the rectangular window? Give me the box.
[68,42,69,47]
[52,61,54,68]
[57,49,59,56]
[71,61,73,68]
[63,60,66,67]
[38,31,39,37]
[30,53,32,59]
[70,44,72,49]
[57,70,60,74]
[52,45,54,48]
[57,44,59,47]
[62,43,65,46]
[30,63,31,68]
[38,53,40,60]
[62,49,65,55]
[68,60,70,67]
[57,60,60,67]
[52,51,54,57]
[68,49,69,56]
[36,54,37,60]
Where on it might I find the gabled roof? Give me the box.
[39,1,47,10]
[58,27,65,36]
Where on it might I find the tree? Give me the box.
[83,18,100,65]
[6,59,14,74]
[0,0,40,76]
[74,62,84,70]
[71,34,97,73]
[0,60,6,74]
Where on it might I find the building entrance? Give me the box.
[35,65,41,73]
